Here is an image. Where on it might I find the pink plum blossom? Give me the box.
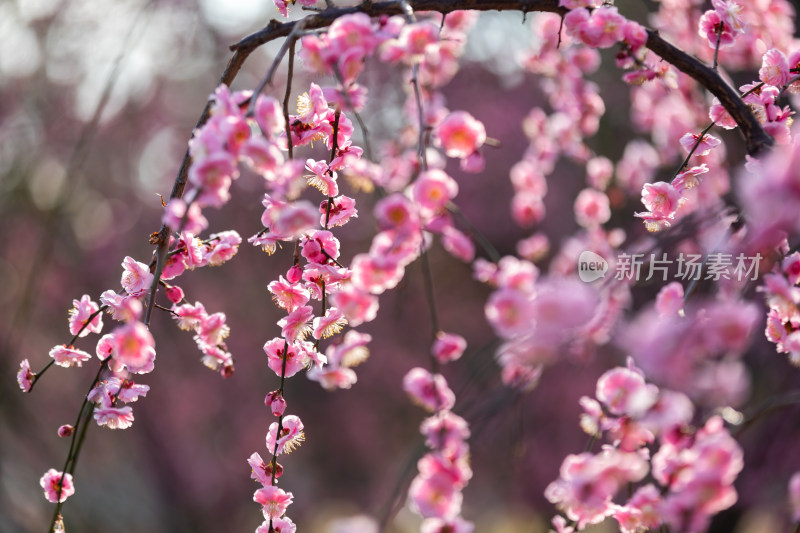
[93,396,135,429]
[403,367,456,412]
[760,48,791,87]
[679,132,721,156]
[277,305,314,342]
[120,256,154,296]
[412,169,459,214]
[431,332,467,364]
[266,415,305,455]
[112,321,156,374]
[269,277,311,312]
[253,485,293,519]
[434,111,486,159]
[574,188,611,228]
[312,307,347,339]
[49,345,92,368]
[17,359,34,392]
[40,469,75,503]
[68,294,103,337]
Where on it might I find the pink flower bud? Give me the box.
[57,425,74,438]
[165,285,184,304]
[286,265,303,284]
[265,390,287,417]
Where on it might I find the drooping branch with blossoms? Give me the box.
[14,0,800,531]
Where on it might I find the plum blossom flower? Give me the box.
[120,256,154,296]
[277,305,314,342]
[253,485,293,519]
[431,332,467,364]
[68,295,103,337]
[248,452,271,486]
[49,345,92,368]
[434,111,486,159]
[40,469,75,503]
[100,290,142,322]
[93,395,135,429]
[256,517,296,533]
[574,188,611,228]
[17,359,34,392]
[679,132,721,156]
[266,414,305,455]
[760,49,791,87]
[173,301,208,331]
[312,308,347,339]
[112,321,156,374]
[403,367,456,412]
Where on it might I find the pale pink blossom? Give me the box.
[432,332,467,364]
[162,198,208,236]
[256,517,296,533]
[248,452,271,486]
[574,188,611,228]
[254,95,284,137]
[269,277,311,312]
[253,485,293,519]
[564,7,627,49]
[321,195,358,228]
[93,396,135,429]
[266,414,305,455]
[40,469,75,503]
[204,231,241,266]
[712,0,746,34]
[408,470,462,519]
[672,164,709,193]
[434,111,486,159]
[17,359,34,392]
[121,256,154,296]
[655,282,684,317]
[68,294,103,337]
[172,301,208,331]
[306,159,339,197]
[596,367,659,417]
[398,22,439,59]
[194,312,230,346]
[277,305,314,342]
[374,194,421,233]
[312,307,347,339]
[679,132,721,156]
[441,225,474,263]
[112,322,156,374]
[264,338,308,378]
[639,181,681,218]
[484,288,534,338]
[403,367,456,412]
[189,152,237,208]
[698,10,736,49]
[412,170,459,213]
[420,411,470,454]
[100,290,143,322]
[49,345,92,368]
[760,48,791,87]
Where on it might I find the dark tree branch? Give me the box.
[229,0,772,156]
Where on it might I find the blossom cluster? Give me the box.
[547,361,743,533]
